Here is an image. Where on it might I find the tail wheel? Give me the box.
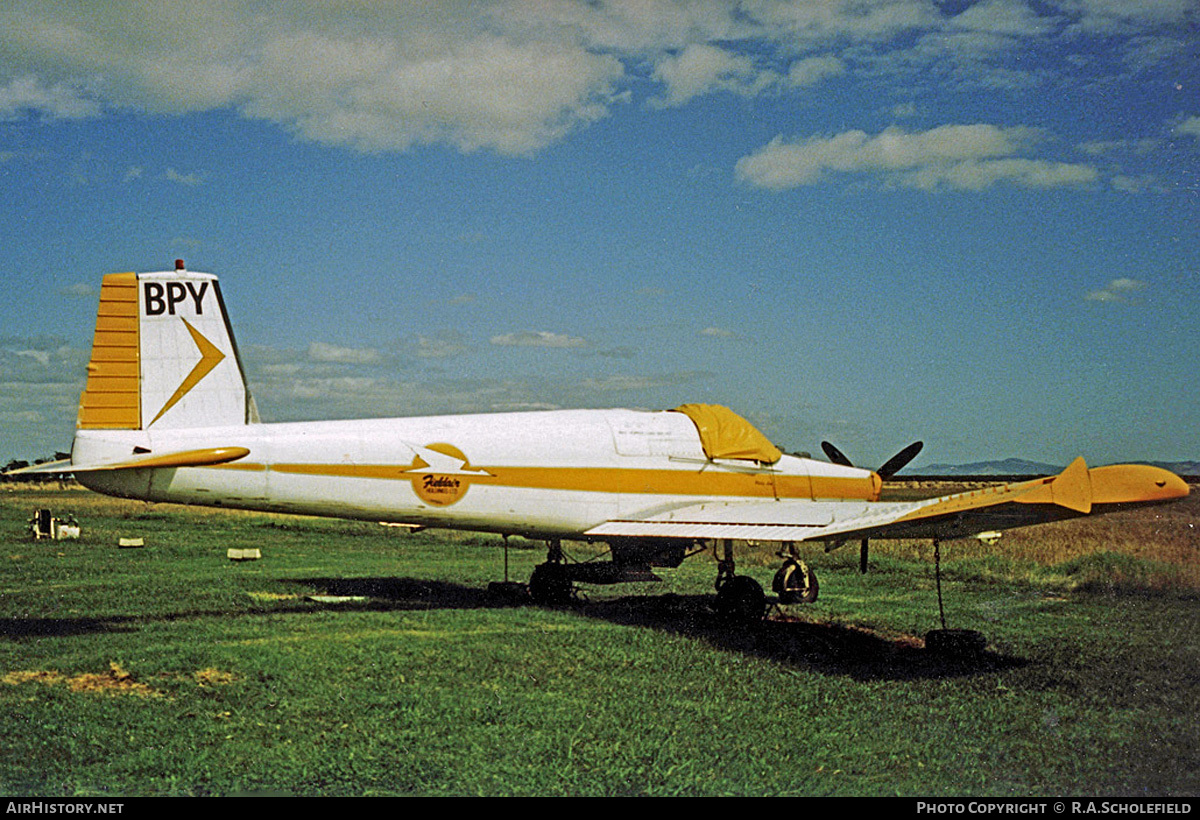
[714,575,766,623]
[773,559,818,604]
[529,561,573,606]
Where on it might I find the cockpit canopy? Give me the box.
[671,404,782,464]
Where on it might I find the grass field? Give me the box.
[0,483,1196,796]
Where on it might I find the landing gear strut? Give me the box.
[713,539,765,622]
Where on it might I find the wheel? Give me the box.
[528,562,573,606]
[714,575,765,622]
[772,559,818,604]
[925,628,987,656]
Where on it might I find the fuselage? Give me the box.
[73,408,880,540]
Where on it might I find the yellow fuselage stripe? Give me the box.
[208,462,878,500]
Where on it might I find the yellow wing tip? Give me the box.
[1089,463,1190,505]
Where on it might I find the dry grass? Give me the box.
[3,663,240,697]
[871,480,1200,589]
[3,662,163,698]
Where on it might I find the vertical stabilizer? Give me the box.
[77,264,256,430]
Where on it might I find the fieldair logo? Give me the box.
[403,444,489,507]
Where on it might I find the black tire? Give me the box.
[925,628,987,656]
[772,560,818,604]
[715,575,766,623]
[529,562,573,606]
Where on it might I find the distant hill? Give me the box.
[899,457,1061,477]
[897,457,1200,478]
[1142,460,1200,476]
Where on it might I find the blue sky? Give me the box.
[0,0,1196,469]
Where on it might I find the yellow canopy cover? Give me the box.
[671,404,782,464]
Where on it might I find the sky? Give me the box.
[0,0,1197,470]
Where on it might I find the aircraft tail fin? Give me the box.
[77,262,258,430]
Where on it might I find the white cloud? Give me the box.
[489,401,561,412]
[0,75,100,120]
[745,0,939,42]
[243,31,624,154]
[578,372,707,392]
[650,43,767,107]
[900,157,1098,191]
[1063,0,1196,34]
[1078,138,1160,156]
[1175,116,1200,139]
[1110,174,1166,194]
[415,335,468,359]
[286,376,380,401]
[785,55,846,88]
[0,1,1190,156]
[0,2,626,156]
[736,124,1098,192]
[60,282,96,297]
[949,0,1055,37]
[490,331,586,348]
[164,168,202,186]
[650,47,844,107]
[1085,277,1147,303]
[14,349,50,366]
[307,342,382,364]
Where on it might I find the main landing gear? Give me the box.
[526,537,821,623]
[528,540,574,606]
[714,539,767,622]
[772,542,818,605]
[714,540,821,622]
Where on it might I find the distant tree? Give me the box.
[2,454,70,483]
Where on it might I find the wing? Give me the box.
[3,447,250,475]
[586,458,1190,543]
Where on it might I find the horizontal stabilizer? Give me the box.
[4,458,75,476]
[4,446,250,475]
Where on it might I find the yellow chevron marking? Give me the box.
[148,319,226,426]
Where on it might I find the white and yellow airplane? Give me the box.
[12,263,1190,618]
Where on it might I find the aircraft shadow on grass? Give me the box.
[0,576,1025,682]
[0,615,140,640]
[295,575,1028,682]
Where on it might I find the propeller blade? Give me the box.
[877,441,924,479]
[821,441,854,468]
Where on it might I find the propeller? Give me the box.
[820,440,923,479]
[819,439,925,573]
[820,440,854,468]
[877,440,924,479]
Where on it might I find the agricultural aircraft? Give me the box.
[11,263,1190,622]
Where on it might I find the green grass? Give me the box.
[1,487,1196,796]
